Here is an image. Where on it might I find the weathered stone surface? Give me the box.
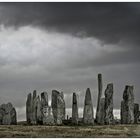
[41,92,48,124]
[26,93,33,124]
[134,103,139,124]
[96,74,103,124]
[36,96,42,124]
[121,85,134,124]
[72,93,78,124]
[83,88,94,125]
[43,106,54,125]
[104,83,114,124]
[41,92,48,107]
[32,90,38,124]
[51,90,65,125]
[0,102,17,125]
[99,97,105,125]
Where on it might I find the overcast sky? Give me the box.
[0,2,140,121]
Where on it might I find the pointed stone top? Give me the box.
[123,85,134,101]
[85,88,92,105]
[33,90,37,100]
[73,92,77,104]
[41,92,48,98]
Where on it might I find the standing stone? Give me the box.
[83,88,94,125]
[26,93,33,124]
[43,106,54,125]
[41,92,48,124]
[36,95,42,124]
[32,90,37,124]
[0,102,17,125]
[104,83,114,124]
[121,86,134,124]
[41,92,48,107]
[99,97,105,125]
[96,74,103,123]
[51,90,65,125]
[134,103,139,124]
[72,93,79,124]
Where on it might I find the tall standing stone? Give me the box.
[83,88,94,125]
[121,85,134,124]
[134,103,139,124]
[99,97,105,125]
[51,90,65,125]
[72,93,78,124]
[41,92,48,124]
[96,74,105,124]
[26,93,33,124]
[0,103,17,125]
[32,90,37,124]
[104,83,114,124]
[36,95,42,124]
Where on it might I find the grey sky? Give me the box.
[0,2,140,121]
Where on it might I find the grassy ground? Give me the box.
[0,124,140,138]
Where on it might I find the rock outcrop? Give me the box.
[0,102,17,125]
[51,90,65,125]
[104,83,114,124]
[121,86,134,124]
[83,88,94,125]
[72,93,79,124]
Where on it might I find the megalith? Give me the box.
[32,90,38,124]
[0,102,17,125]
[104,83,114,124]
[26,93,33,124]
[134,103,139,124]
[96,74,103,123]
[51,90,65,125]
[83,88,94,125]
[43,106,54,125]
[72,92,79,124]
[36,95,42,124]
[121,85,134,124]
[41,92,48,124]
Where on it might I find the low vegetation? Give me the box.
[0,124,140,138]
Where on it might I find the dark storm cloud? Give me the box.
[0,2,140,46]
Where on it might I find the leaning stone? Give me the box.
[121,85,134,124]
[72,93,79,124]
[104,83,114,124]
[83,88,94,125]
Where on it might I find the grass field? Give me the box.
[0,124,140,138]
